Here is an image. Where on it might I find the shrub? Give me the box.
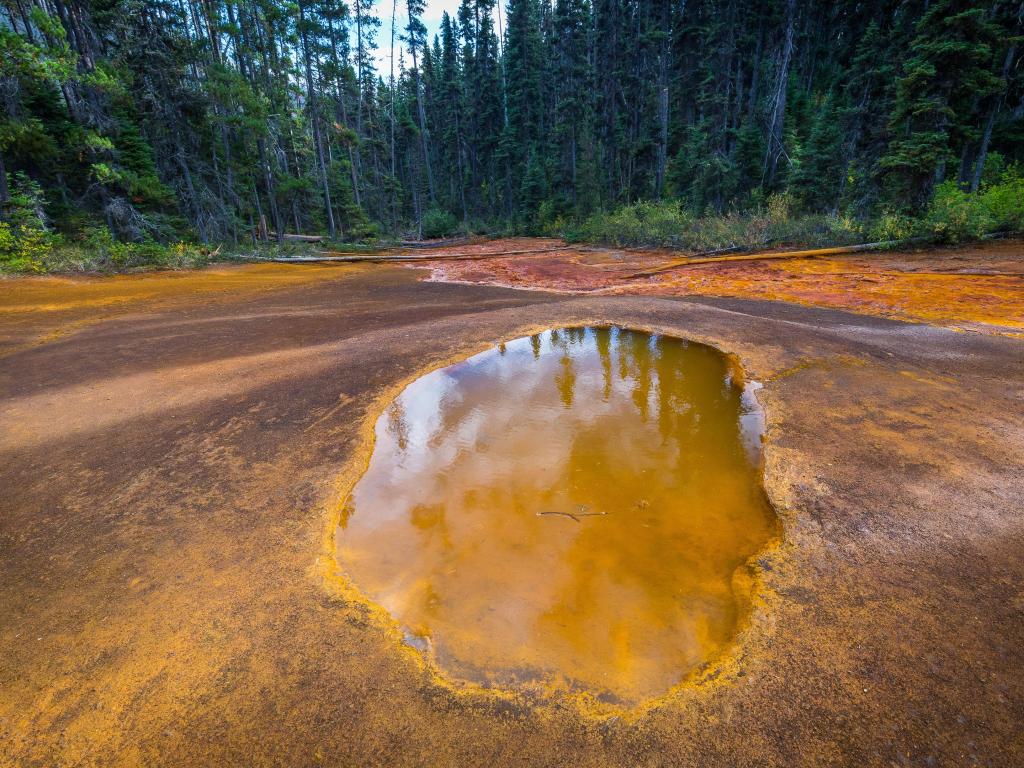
[923,181,994,243]
[0,173,54,273]
[577,201,695,247]
[39,225,209,272]
[914,167,1023,244]
[575,198,861,252]
[766,192,795,224]
[868,211,919,243]
[979,165,1024,232]
[0,220,51,272]
[421,208,458,239]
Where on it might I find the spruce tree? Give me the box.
[880,0,1003,209]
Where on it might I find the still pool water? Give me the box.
[335,327,778,703]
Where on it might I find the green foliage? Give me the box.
[536,196,573,237]
[574,197,864,252]
[978,166,1024,232]
[0,174,54,272]
[868,211,919,243]
[0,221,50,273]
[577,170,1023,252]
[880,0,1004,209]
[1,0,1020,258]
[791,94,846,211]
[421,208,458,239]
[518,150,547,220]
[76,228,209,270]
[576,201,693,247]
[26,226,208,273]
[922,182,995,242]
[921,168,1024,242]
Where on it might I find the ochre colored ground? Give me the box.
[0,263,369,358]
[421,238,1024,335]
[1,243,1023,766]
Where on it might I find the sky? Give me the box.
[370,0,504,71]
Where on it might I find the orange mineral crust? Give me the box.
[419,238,1024,334]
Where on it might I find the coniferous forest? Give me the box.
[1,0,1022,266]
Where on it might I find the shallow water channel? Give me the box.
[335,327,778,703]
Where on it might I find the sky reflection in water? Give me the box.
[336,327,777,703]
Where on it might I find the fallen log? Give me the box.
[627,238,924,278]
[683,241,772,260]
[289,244,574,264]
[269,233,326,243]
[399,236,477,248]
[268,255,413,263]
[429,245,573,260]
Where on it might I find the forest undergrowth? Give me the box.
[3,166,1021,274]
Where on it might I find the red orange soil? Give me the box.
[1,248,1022,766]
[419,238,1024,335]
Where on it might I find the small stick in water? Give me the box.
[536,506,610,522]
[537,511,581,523]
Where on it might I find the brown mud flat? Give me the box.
[418,237,1024,336]
[1,248,1023,766]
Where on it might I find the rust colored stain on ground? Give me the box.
[0,262,361,356]
[420,239,1024,334]
[1,251,1023,766]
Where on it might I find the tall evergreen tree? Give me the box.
[880,0,1004,208]
[1,0,1020,240]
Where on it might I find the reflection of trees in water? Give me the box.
[617,329,631,383]
[617,329,653,421]
[594,327,613,401]
[531,333,765,676]
[547,327,576,408]
[343,326,775,698]
[566,326,587,346]
[655,334,684,444]
[556,353,576,408]
[387,399,410,452]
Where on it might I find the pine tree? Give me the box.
[880,0,1003,209]
[502,0,545,216]
[1,0,1020,243]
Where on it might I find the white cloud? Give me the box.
[370,0,504,71]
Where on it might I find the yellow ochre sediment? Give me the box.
[320,326,782,719]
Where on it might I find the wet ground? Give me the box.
[420,238,1024,336]
[1,240,1023,766]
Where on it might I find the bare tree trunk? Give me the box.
[0,149,9,216]
[747,23,763,120]
[258,139,285,244]
[353,0,365,204]
[175,148,208,243]
[299,0,337,238]
[327,15,361,208]
[390,0,397,179]
[763,0,796,188]
[406,17,436,203]
[13,0,36,43]
[497,0,508,129]
[654,45,669,198]
[453,106,469,221]
[389,0,399,226]
[971,45,1015,193]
